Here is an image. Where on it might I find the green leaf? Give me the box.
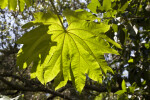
[119,0,132,12]
[24,0,32,7]
[63,9,99,23]
[112,24,118,32]
[129,82,137,93]
[87,0,101,13]
[103,0,111,11]
[17,10,121,92]
[8,0,17,11]
[122,80,126,91]
[95,93,106,100]
[0,0,8,9]
[103,10,117,18]
[115,90,125,95]
[19,0,25,12]
[0,0,32,11]
[22,12,63,28]
[128,58,133,63]
[17,11,61,84]
[16,25,55,69]
[145,43,150,49]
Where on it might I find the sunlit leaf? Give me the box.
[0,0,32,11]
[112,24,118,32]
[122,80,126,91]
[128,58,133,63]
[145,43,150,49]
[115,90,125,95]
[119,0,132,12]
[129,82,137,93]
[17,10,121,92]
[103,0,111,11]
[0,0,8,9]
[87,0,101,13]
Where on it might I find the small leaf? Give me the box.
[145,43,150,49]
[8,0,17,11]
[0,0,8,9]
[112,24,118,32]
[103,0,111,11]
[19,0,25,12]
[95,93,105,100]
[0,0,33,11]
[122,80,126,91]
[115,90,125,95]
[87,0,101,13]
[128,58,133,63]
[119,0,132,12]
[129,82,137,93]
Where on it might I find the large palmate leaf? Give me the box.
[0,0,32,11]
[17,9,121,92]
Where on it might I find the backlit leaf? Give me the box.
[0,0,32,11]
[8,0,17,11]
[122,80,126,91]
[119,0,132,12]
[0,0,8,9]
[17,10,121,92]
[128,58,133,63]
[87,0,101,13]
[103,0,111,11]
[115,90,125,95]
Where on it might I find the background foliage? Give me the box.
[0,0,150,100]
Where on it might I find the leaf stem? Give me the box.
[49,0,66,31]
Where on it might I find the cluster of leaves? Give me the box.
[87,0,150,99]
[115,80,137,100]
[0,0,122,93]
[0,0,33,11]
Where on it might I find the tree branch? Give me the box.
[0,76,72,100]
[47,85,71,100]
[0,73,120,99]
